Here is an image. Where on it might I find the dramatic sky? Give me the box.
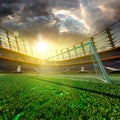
[0,0,120,49]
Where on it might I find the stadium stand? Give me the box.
[0,21,120,72]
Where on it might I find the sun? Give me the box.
[36,41,49,53]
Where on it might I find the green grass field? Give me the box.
[0,74,120,120]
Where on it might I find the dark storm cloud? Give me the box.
[0,5,13,17]
[0,0,80,22]
[0,0,51,34]
[0,0,120,49]
[0,2,20,19]
[79,0,120,33]
[49,0,80,9]
[0,0,50,20]
[21,0,50,20]
[0,0,20,4]
[105,1,120,20]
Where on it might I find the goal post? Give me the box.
[39,41,111,84]
[87,41,111,83]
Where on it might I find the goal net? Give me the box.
[88,42,111,83]
[37,41,111,83]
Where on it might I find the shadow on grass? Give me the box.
[30,77,120,99]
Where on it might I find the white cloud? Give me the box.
[52,9,90,34]
[8,15,13,20]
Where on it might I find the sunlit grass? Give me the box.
[0,74,120,120]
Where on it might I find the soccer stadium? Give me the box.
[0,1,120,120]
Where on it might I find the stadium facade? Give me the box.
[0,21,120,73]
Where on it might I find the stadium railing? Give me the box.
[0,21,120,66]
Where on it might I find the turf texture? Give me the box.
[0,74,120,120]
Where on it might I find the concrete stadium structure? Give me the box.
[0,21,120,73]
